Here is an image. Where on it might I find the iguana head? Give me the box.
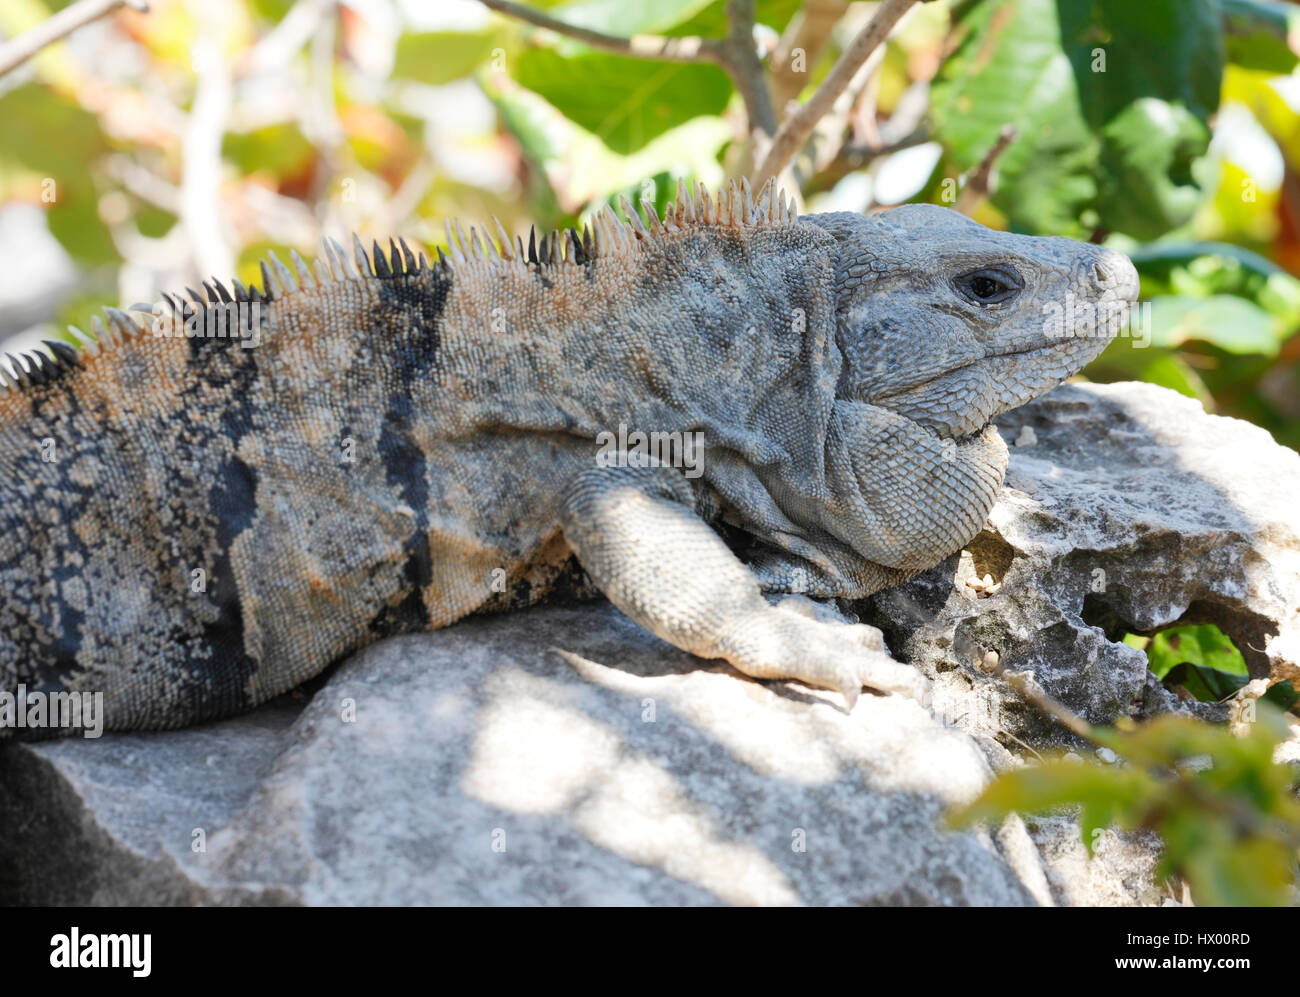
[807,205,1139,438]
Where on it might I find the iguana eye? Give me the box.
[955,267,1022,305]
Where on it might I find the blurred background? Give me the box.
[0,0,1297,454]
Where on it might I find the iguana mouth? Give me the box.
[984,335,1105,361]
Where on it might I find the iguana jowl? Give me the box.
[0,179,1138,737]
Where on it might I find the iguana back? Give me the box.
[0,180,1137,736]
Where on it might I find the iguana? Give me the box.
[0,179,1137,738]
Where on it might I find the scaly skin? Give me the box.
[0,180,1137,737]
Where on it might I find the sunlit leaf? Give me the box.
[393,29,506,86]
[547,0,715,34]
[933,0,1223,238]
[1147,624,1250,682]
[511,47,731,153]
[1146,294,1284,355]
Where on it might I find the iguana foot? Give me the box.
[714,601,930,709]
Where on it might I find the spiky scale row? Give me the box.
[0,179,795,398]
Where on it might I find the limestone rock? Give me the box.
[860,381,1300,747]
[4,605,1052,906]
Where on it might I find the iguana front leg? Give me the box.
[559,463,929,707]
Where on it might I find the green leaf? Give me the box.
[953,704,1300,906]
[671,0,802,36]
[511,47,731,153]
[223,123,315,179]
[933,0,1224,238]
[0,83,116,265]
[1264,680,1298,712]
[1222,0,1300,73]
[1096,100,1210,241]
[487,73,730,215]
[1057,0,1223,123]
[932,0,1097,236]
[1146,295,1285,355]
[546,0,715,34]
[949,760,1156,830]
[1162,663,1248,701]
[1130,242,1300,331]
[393,29,505,86]
[1131,240,1293,283]
[1148,624,1250,680]
[1183,835,1299,907]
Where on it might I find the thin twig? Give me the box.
[0,0,148,78]
[955,124,1017,214]
[754,0,920,188]
[477,0,724,63]
[304,2,345,222]
[984,654,1097,742]
[239,0,320,75]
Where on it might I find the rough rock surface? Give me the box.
[4,604,1057,906]
[859,381,1300,749]
[1,381,1295,906]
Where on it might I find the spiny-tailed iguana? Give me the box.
[0,179,1137,738]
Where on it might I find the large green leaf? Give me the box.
[932,0,1224,238]
[1131,242,1300,344]
[932,0,1096,235]
[511,48,731,153]
[1147,623,1249,680]
[223,123,315,179]
[536,0,799,38]
[501,0,796,154]
[487,74,730,213]
[1057,0,1223,123]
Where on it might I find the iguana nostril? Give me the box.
[1091,249,1140,299]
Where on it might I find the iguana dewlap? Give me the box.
[0,179,1138,736]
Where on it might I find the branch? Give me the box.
[477,0,724,63]
[0,0,148,79]
[955,124,1017,214]
[769,0,846,115]
[753,0,921,189]
[799,42,883,181]
[722,0,775,141]
[802,77,931,195]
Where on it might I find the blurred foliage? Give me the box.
[951,701,1300,906]
[0,0,1295,444]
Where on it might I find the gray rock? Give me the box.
[859,381,1300,747]
[2,381,1296,905]
[4,604,1052,906]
